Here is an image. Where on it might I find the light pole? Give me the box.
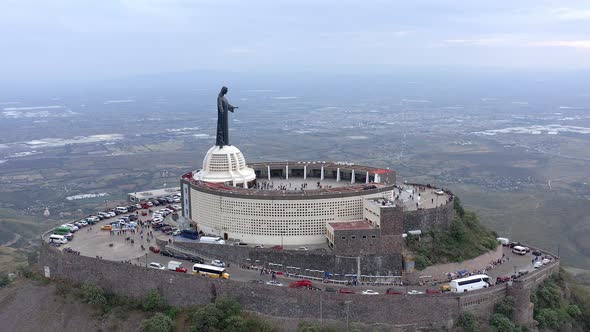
[145,253,148,267]
[345,300,352,332]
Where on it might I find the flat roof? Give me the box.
[128,187,180,199]
[329,220,375,231]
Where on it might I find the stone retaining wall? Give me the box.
[171,241,403,277]
[38,242,560,331]
[405,245,504,284]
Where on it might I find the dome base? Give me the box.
[194,145,256,187]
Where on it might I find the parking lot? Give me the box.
[47,202,551,295]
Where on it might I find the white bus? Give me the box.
[450,274,491,293]
[48,234,68,244]
[192,263,230,279]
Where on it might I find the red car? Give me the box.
[141,210,148,216]
[386,288,402,295]
[339,288,355,294]
[141,202,150,209]
[426,289,441,294]
[496,276,511,284]
[149,246,160,253]
[289,280,313,288]
[175,267,187,273]
[272,245,283,250]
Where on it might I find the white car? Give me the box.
[297,247,309,251]
[146,201,154,207]
[148,262,166,270]
[78,220,88,226]
[211,260,225,267]
[63,224,79,232]
[533,261,543,268]
[542,258,551,265]
[107,212,116,218]
[172,229,181,236]
[266,280,283,287]
[153,217,163,223]
[361,290,379,295]
[255,245,264,249]
[408,290,424,295]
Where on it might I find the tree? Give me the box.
[140,313,175,332]
[489,313,517,332]
[191,303,223,332]
[494,296,515,319]
[536,308,560,330]
[143,289,168,312]
[455,313,479,332]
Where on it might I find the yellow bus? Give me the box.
[192,263,230,279]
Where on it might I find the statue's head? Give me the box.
[219,86,228,96]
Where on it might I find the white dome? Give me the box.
[194,145,256,186]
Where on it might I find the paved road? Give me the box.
[55,209,548,295]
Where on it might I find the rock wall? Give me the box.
[403,200,455,232]
[38,242,560,331]
[405,245,504,283]
[171,241,403,276]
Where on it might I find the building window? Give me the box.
[341,236,346,239]
[362,235,367,239]
[351,236,356,239]
[371,235,376,238]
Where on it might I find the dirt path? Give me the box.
[2,233,21,247]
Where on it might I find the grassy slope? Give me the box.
[406,197,499,270]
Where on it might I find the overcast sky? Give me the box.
[2,0,590,82]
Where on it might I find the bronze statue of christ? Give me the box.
[216,86,237,148]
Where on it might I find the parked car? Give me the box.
[149,246,161,253]
[362,290,379,295]
[249,279,265,284]
[254,244,264,249]
[297,247,309,251]
[534,261,543,268]
[160,249,174,257]
[187,255,204,264]
[542,258,552,265]
[272,245,283,250]
[338,288,355,294]
[173,253,190,261]
[439,284,452,292]
[386,288,403,295]
[496,276,511,284]
[289,280,313,288]
[408,290,424,295]
[101,225,112,231]
[426,289,441,294]
[325,287,337,293]
[211,260,225,267]
[172,229,182,236]
[266,280,283,287]
[532,250,542,256]
[148,262,165,270]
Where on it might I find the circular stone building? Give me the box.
[180,146,454,248]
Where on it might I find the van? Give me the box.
[199,236,226,245]
[167,260,183,271]
[49,234,68,244]
[512,246,527,255]
[54,227,72,235]
[496,237,509,246]
[115,206,129,214]
[180,229,199,240]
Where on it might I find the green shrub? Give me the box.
[140,313,175,332]
[455,313,479,332]
[0,275,11,288]
[489,313,517,332]
[80,284,107,307]
[190,296,276,332]
[142,289,168,312]
[536,308,560,330]
[494,296,515,319]
[566,304,582,318]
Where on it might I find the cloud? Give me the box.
[225,47,257,54]
[554,8,590,20]
[444,37,511,46]
[528,40,590,48]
